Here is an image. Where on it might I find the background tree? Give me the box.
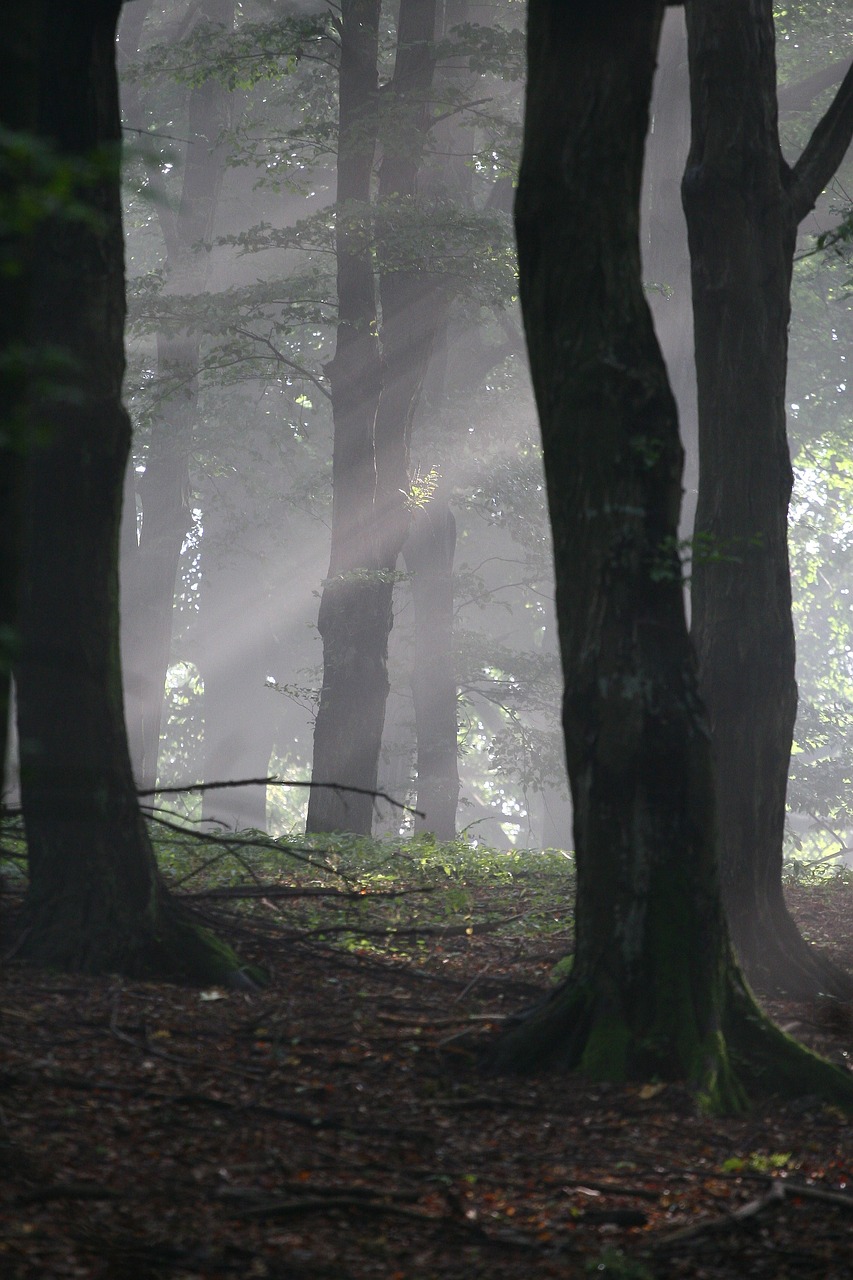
[0,11,41,802]
[115,1,568,847]
[120,0,236,793]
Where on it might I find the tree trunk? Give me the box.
[0,10,41,801]
[306,0,385,836]
[307,0,444,836]
[14,0,251,986]
[120,0,234,792]
[490,0,853,1113]
[403,501,459,839]
[683,0,853,998]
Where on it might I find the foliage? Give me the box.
[118,0,556,841]
[124,14,330,92]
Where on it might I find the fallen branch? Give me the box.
[652,1177,853,1248]
[15,1182,121,1206]
[282,911,529,943]
[184,883,436,902]
[139,774,423,818]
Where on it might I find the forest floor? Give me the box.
[1,832,853,1279]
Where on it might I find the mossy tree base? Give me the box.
[488,963,853,1115]
[16,886,262,988]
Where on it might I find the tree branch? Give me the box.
[789,58,853,223]
[232,328,332,400]
[779,57,852,116]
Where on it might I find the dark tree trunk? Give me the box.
[14,0,250,985]
[490,0,853,1113]
[307,0,444,835]
[120,0,233,792]
[0,11,41,800]
[683,0,853,998]
[373,0,444,569]
[403,501,459,839]
[306,0,385,836]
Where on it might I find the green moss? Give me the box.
[724,980,853,1110]
[692,1029,748,1115]
[579,1013,631,1080]
[152,907,267,988]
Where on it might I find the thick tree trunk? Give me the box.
[121,0,233,792]
[683,0,853,998]
[403,501,459,839]
[14,0,251,986]
[490,0,853,1113]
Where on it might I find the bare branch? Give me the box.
[779,57,853,116]
[232,328,332,400]
[790,58,853,223]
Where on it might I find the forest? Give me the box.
[2,0,853,1276]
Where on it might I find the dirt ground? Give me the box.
[1,871,852,1279]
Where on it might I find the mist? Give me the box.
[104,0,853,872]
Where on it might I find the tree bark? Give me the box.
[403,501,459,839]
[490,0,853,1113]
[306,0,385,836]
[0,10,41,801]
[14,0,251,986]
[683,0,853,998]
[307,0,444,835]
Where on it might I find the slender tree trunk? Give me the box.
[490,0,853,1113]
[307,0,445,835]
[0,11,41,801]
[14,0,251,985]
[306,0,384,836]
[403,501,459,839]
[683,0,853,998]
[373,0,444,570]
[121,0,234,792]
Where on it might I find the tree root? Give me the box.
[487,967,853,1116]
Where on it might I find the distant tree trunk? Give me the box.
[0,11,40,801]
[373,0,444,570]
[307,0,444,835]
[306,0,384,836]
[14,0,250,985]
[683,0,853,998]
[120,0,234,792]
[490,0,853,1113]
[403,501,459,839]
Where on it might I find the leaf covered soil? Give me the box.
[1,837,853,1279]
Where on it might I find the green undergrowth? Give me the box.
[147,823,578,964]
[0,810,577,966]
[783,852,853,888]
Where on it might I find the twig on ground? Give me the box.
[651,1177,853,1248]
